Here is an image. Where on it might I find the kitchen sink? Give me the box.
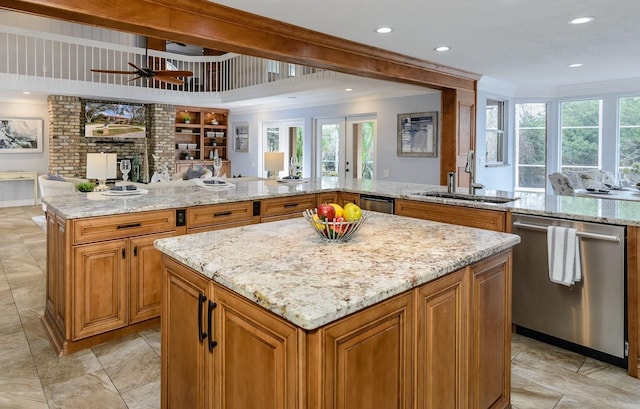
[410,191,519,204]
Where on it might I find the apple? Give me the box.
[317,203,336,222]
[343,203,362,221]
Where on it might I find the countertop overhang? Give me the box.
[154,212,521,330]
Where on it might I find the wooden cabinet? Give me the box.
[162,257,211,409]
[175,106,230,175]
[161,256,299,409]
[316,192,360,207]
[320,292,413,409]
[469,252,511,409]
[260,194,316,222]
[161,251,512,409]
[187,201,254,233]
[214,285,299,409]
[42,210,177,355]
[415,268,468,409]
[395,199,507,232]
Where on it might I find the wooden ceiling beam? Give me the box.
[0,0,479,91]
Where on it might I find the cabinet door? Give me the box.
[72,240,128,340]
[214,285,299,409]
[323,292,413,409]
[338,192,359,207]
[129,232,174,324]
[416,269,468,409]
[162,256,212,409]
[469,252,511,409]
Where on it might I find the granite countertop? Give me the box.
[43,176,640,227]
[154,212,520,330]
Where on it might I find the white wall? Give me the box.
[0,97,49,207]
[228,93,442,184]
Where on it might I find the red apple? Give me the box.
[316,203,336,222]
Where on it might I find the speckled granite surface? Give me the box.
[43,176,640,226]
[154,212,520,330]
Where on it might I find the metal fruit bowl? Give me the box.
[303,208,369,242]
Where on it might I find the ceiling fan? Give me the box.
[91,62,193,85]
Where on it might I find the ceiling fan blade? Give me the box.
[128,62,144,72]
[153,75,186,85]
[91,69,136,74]
[154,70,193,77]
[127,76,143,82]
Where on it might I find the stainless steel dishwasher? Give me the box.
[511,214,627,367]
[359,194,394,214]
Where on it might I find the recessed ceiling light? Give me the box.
[434,46,451,52]
[22,91,31,95]
[568,63,583,68]
[569,16,594,25]
[375,27,393,34]
[345,88,353,92]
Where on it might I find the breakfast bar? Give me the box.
[155,212,521,409]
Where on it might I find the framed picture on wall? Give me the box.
[234,122,249,153]
[0,118,43,153]
[397,111,438,157]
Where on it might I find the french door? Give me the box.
[315,116,376,181]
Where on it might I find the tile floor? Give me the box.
[1,205,640,408]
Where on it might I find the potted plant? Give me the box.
[76,182,95,192]
[184,114,191,124]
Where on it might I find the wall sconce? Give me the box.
[86,152,117,191]
[264,152,284,179]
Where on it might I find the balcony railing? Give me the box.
[0,24,330,95]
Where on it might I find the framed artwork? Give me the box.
[0,118,43,153]
[234,122,249,153]
[397,111,438,157]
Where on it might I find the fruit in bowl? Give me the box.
[303,203,366,242]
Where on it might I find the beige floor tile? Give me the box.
[553,395,599,409]
[44,370,128,409]
[121,380,161,409]
[92,334,161,394]
[579,357,640,395]
[510,372,561,409]
[139,328,162,356]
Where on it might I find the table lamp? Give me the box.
[86,152,117,191]
[264,152,284,179]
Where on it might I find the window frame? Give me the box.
[485,98,507,166]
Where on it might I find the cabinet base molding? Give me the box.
[41,314,159,357]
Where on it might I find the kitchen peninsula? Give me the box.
[154,212,520,409]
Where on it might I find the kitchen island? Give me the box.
[154,212,520,409]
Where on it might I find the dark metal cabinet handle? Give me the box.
[198,293,207,342]
[117,223,142,229]
[121,248,126,259]
[133,246,138,257]
[284,203,298,208]
[214,211,232,217]
[208,300,218,351]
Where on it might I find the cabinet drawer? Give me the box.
[395,199,506,232]
[73,210,176,244]
[187,201,253,231]
[260,194,316,220]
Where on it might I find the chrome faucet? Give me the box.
[464,150,485,195]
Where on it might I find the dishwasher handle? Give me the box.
[512,221,621,243]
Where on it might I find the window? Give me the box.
[618,96,640,181]
[485,99,506,165]
[515,103,547,190]
[351,121,376,180]
[560,99,602,173]
[263,120,304,177]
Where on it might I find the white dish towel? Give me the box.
[547,226,582,286]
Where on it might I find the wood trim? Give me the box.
[0,0,479,91]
